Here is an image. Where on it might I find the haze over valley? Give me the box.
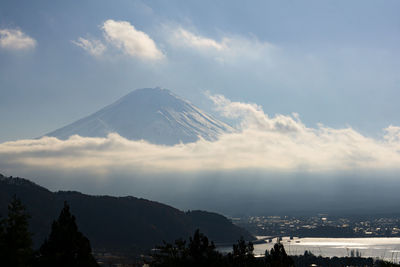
[1,87,400,215]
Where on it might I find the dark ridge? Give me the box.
[0,174,254,255]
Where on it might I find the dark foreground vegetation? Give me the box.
[2,174,400,266]
[0,196,98,266]
[150,230,295,267]
[149,230,399,267]
[1,194,400,267]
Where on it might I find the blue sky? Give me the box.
[1,0,400,142]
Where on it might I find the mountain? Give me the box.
[0,174,254,254]
[45,88,234,145]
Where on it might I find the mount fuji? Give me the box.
[46,88,234,145]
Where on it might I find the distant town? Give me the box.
[232,214,400,238]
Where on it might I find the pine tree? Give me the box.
[0,216,4,256]
[37,201,98,267]
[232,237,255,267]
[188,229,220,265]
[2,195,34,267]
[265,242,294,267]
[151,229,222,267]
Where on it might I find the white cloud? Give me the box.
[102,19,164,60]
[207,93,304,132]
[72,37,106,57]
[1,94,400,175]
[168,26,276,64]
[384,125,400,143]
[172,27,226,51]
[0,28,36,50]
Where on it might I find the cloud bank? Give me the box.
[1,94,400,176]
[0,28,36,50]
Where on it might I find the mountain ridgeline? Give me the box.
[46,88,234,145]
[0,174,253,254]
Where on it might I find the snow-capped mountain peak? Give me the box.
[46,88,234,145]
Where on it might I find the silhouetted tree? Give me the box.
[231,237,256,266]
[152,238,188,267]
[265,242,294,267]
[37,201,98,267]
[0,216,4,257]
[188,229,221,266]
[151,229,222,267]
[0,195,34,267]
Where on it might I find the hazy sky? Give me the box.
[2,1,400,214]
[1,0,400,142]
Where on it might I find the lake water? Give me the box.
[219,237,400,263]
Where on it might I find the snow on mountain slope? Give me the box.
[45,88,234,145]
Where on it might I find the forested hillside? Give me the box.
[0,174,253,254]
